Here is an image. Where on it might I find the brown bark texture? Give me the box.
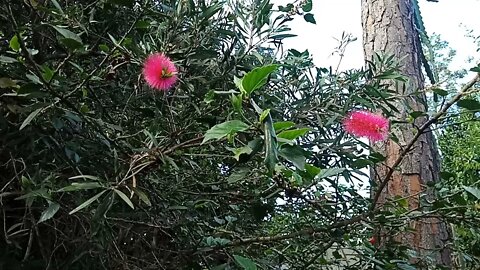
[361,0,452,267]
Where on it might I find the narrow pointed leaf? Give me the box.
[69,190,106,215]
[38,202,60,223]
[114,189,134,209]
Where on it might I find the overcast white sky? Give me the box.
[274,0,480,71]
[270,1,480,196]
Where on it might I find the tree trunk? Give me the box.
[361,0,452,267]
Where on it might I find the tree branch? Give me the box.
[193,212,368,253]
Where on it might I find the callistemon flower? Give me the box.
[142,53,178,91]
[343,110,389,142]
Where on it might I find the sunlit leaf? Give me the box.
[464,186,480,200]
[38,202,60,223]
[58,182,102,192]
[241,65,278,95]
[20,107,43,130]
[9,35,20,52]
[317,168,345,179]
[202,120,250,144]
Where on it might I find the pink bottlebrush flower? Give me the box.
[343,110,389,142]
[142,53,178,91]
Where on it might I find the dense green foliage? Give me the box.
[430,33,480,268]
[1,0,480,269]
[439,107,480,267]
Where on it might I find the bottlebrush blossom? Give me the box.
[142,53,178,91]
[343,110,389,142]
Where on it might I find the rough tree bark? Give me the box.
[361,0,452,267]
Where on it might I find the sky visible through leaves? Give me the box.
[274,0,480,72]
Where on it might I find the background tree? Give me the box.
[361,0,452,267]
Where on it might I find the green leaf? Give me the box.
[304,13,316,24]
[0,56,17,63]
[464,186,480,199]
[50,0,64,14]
[279,145,307,170]
[51,26,82,43]
[397,198,408,208]
[69,175,101,181]
[51,25,83,50]
[20,107,43,130]
[228,167,250,184]
[41,66,54,82]
[470,65,480,72]
[168,205,188,210]
[135,20,150,29]
[440,171,455,180]
[273,121,295,132]
[264,115,278,175]
[202,120,249,144]
[259,109,270,123]
[69,190,107,215]
[233,255,257,270]
[241,65,278,95]
[277,128,310,140]
[302,0,312,12]
[247,138,264,156]
[409,111,425,119]
[231,94,243,113]
[60,38,83,50]
[305,164,321,178]
[58,182,102,192]
[93,192,114,221]
[457,99,480,111]
[38,202,60,223]
[212,264,228,270]
[9,35,20,52]
[397,263,416,270]
[228,145,253,161]
[351,159,372,169]
[203,90,215,104]
[15,188,50,200]
[271,33,298,40]
[317,168,345,179]
[432,88,448,97]
[114,189,135,209]
[370,152,386,163]
[133,188,152,207]
[98,44,110,53]
[107,0,134,7]
[0,77,18,88]
[26,73,42,85]
[200,3,222,21]
[234,76,245,93]
[279,4,294,12]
